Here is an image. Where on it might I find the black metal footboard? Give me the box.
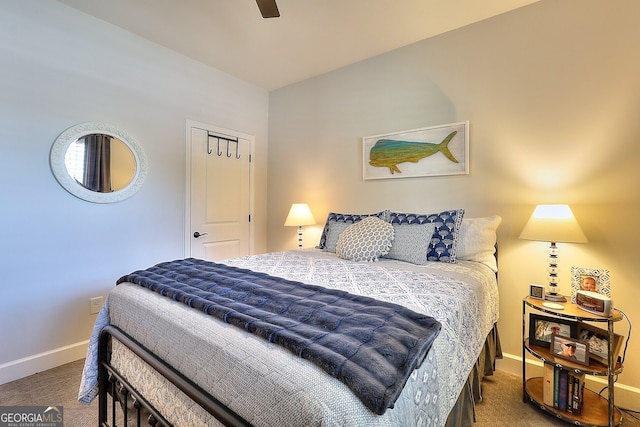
[98,325,253,427]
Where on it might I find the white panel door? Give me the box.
[188,125,251,261]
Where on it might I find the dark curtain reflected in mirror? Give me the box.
[83,134,112,192]
[64,133,136,194]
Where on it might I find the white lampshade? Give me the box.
[519,204,587,301]
[284,203,316,227]
[519,204,587,244]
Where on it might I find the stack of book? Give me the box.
[543,364,585,415]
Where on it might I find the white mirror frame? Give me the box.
[50,122,148,203]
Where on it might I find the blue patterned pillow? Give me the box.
[387,209,465,263]
[317,210,390,251]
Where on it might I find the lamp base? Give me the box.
[544,293,567,302]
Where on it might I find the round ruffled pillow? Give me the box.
[336,216,395,262]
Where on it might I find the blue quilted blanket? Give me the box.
[117,258,441,415]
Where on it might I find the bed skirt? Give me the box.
[445,324,502,427]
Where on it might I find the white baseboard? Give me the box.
[0,340,89,385]
[497,351,640,412]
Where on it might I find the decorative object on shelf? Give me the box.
[284,203,316,248]
[551,335,590,366]
[570,266,611,304]
[542,302,564,310]
[529,283,545,300]
[575,290,613,317]
[577,322,624,366]
[529,313,576,348]
[519,204,588,302]
[362,121,468,180]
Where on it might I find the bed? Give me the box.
[79,210,502,427]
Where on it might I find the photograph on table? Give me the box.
[551,335,590,366]
[577,322,624,366]
[529,313,576,348]
[570,266,611,303]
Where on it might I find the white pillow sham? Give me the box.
[456,216,502,272]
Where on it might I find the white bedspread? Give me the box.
[79,250,498,427]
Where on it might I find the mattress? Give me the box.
[80,249,499,426]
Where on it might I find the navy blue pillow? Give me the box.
[317,210,390,251]
[387,209,465,263]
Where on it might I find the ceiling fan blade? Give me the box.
[256,0,280,18]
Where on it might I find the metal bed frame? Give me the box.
[98,325,252,427]
[97,323,501,427]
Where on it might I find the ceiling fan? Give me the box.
[256,0,280,18]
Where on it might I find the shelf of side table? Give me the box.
[522,296,624,427]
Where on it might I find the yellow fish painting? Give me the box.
[369,131,458,174]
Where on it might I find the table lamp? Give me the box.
[519,204,587,302]
[284,203,316,248]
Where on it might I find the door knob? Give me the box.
[193,231,208,238]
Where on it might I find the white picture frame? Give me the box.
[570,266,611,304]
[362,121,469,180]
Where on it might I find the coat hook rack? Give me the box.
[207,133,239,158]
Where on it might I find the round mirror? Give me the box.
[50,123,147,203]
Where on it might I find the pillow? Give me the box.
[384,222,436,265]
[457,216,502,272]
[387,209,464,263]
[322,221,351,253]
[317,210,390,252]
[335,217,394,262]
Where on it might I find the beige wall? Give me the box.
[268,0,640,405]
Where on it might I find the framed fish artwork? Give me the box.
[362,121,469,180]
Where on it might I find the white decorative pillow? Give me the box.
[384,222,436,265]
[336,217,395,262]
[457,216,502,272]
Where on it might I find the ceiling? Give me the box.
[56,0,539,91]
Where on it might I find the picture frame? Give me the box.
[362,121,469,180]
[529,283,545,300]
[570,266,611,303]
[551,335,590,366]
[529,313,576,348]
[577,322,624,366]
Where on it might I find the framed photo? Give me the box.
[529,283,545,300]
[551,335,590,366]
[570,266,611,303]
[577,322,623,366]
[362,121,469,180]
[529,313,576,348]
